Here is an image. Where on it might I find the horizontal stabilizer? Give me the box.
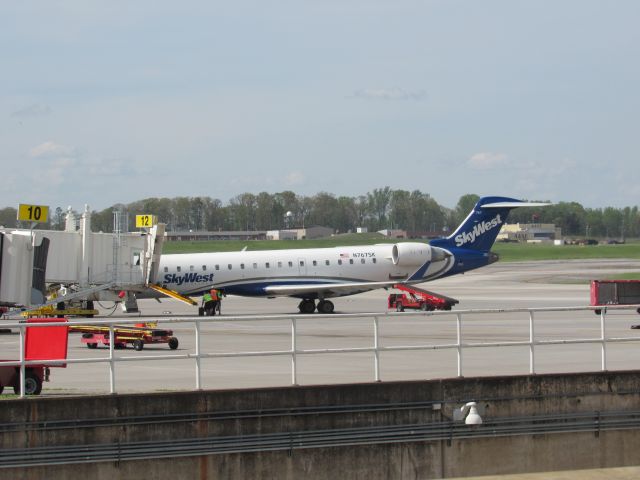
[481,201,552,209]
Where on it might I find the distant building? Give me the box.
[287,226,334,240]
[165,230,267,241]
[266,230,297,241]
[497,223,562,243]
[377,229,407,239]
[166,226,334,242]
[356,227,368,234]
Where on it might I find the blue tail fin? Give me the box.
[431,196,540,252]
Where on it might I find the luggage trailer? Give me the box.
[590,280,640,316]
[69,324,179,351]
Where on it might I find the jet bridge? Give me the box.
[0,230,50,308]
[0,206,166,312]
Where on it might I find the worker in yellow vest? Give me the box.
[202,290,215,316]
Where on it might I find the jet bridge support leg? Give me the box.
[121,292,139,313]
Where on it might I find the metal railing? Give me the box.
[2,304,640,397]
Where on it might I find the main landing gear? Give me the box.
[298,299,334,314]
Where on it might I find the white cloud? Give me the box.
[46,157,78,187]
[28,141,75,158]
[284,171,305,186]
[467,152,509,170]
[350,87,426,101]
[84,157,129,177]
[552,157,577,174]
[24,141,128,190]
[11,104,52,118]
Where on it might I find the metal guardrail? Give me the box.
[2,409,640,468]
[0,400,440,433]
[1,304,640,397]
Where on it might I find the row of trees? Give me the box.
[1,190,639,239]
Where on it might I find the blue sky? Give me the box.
[1,0,639,211]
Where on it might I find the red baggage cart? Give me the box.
[590,280,640,315]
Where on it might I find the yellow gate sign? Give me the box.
[135,214,157,228]
[18,204,49,223]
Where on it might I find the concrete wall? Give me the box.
[2,370,640,479]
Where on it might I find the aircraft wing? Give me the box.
[264,280,398,298]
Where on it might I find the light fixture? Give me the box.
[456,401,483,426]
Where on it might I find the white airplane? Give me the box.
[154,196,548,313]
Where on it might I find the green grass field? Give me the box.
[491,242,640,262]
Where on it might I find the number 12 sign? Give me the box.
[135,214,157,229]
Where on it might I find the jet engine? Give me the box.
[391,242,448,266]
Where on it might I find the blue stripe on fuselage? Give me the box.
[193,279,365,298]
[408,261,431,281]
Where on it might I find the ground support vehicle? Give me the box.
[0,318,68,395]
[69,324,179,351]
[0,364,48,395]
[590,280,640,315]
[22,300,98,318]
[388,284,459,312]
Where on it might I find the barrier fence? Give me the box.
[2,304,640,397]
[4,409,640,467]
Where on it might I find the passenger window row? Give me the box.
[163,257,376,273]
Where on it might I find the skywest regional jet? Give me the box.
[155,196,548,313]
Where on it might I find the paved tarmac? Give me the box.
[2,259,640,395]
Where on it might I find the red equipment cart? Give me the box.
[0,317,68,395]
[590,280,640,315]
[388,284,459,312]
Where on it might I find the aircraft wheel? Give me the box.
[317,300,334,314]
[299,300,316,314]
